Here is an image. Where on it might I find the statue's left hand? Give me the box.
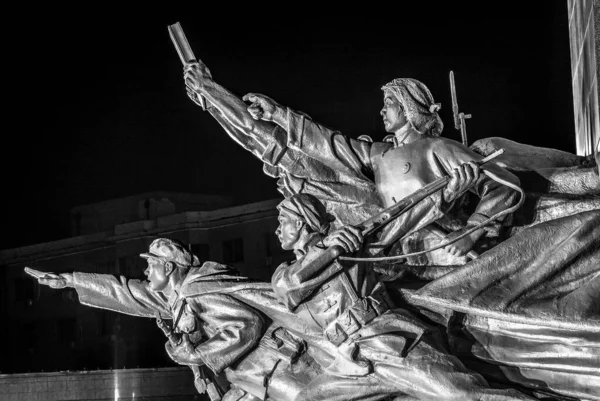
[24,267,73,289]
[442,161,480,203]
[443,227,483,257]
[322,226,364,253]
[193,376,208,394]
[165,333,201,366]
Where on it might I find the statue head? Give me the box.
[140,238,200,292]
[276,194,334,250]
[381,78,443,137]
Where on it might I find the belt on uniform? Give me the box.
[323,288,393,346]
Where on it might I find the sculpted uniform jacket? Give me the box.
[72,262,325,401]
[272,233,429,375]
[280,109,521,265]
[270,237,540,401]
[73,262,263,374]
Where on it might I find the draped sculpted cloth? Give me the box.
[189,74,599,398]
[388,210,600,400]
[70,257,538,400]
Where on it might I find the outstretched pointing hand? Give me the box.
[24,267,73,289]
[243,93,281,121]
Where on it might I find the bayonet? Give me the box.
[449,71,471,146]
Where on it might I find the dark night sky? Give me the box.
[3,3,575,250]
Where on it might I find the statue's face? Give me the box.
[144,257,169,292]
[381,90,407,133]
[276,211,303,250]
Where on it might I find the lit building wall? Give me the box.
[0,198,291,376]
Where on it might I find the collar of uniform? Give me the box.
[293,232,325,259]
[394,124,420,147]
[168,289,181,310]
[167,265,200,309]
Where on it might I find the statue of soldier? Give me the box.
[269,193,535,401]
[183,62,524,273]
[239,80,524,269]
[26,236,536,400]
[26,238,321,401]
[175,55,598,400]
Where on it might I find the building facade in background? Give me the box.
[0,192,290,377]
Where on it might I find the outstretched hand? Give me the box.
[442,161,480,203]
[243,93,283,122]
[322,226,364,253]
[24,267,73,289]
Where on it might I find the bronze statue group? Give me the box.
[27,51,600,401]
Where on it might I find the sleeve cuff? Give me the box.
[194,347,223,374]
[286,108,305,149]
[261,140,287,166]
[467,213,489,226]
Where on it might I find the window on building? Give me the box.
[57,318,78,344]
[118,255,146,279]
[222,238,244,263]
[190,243,210,263]
[264,232,281,269]
[21,323,38,347]
[97,310,114,337]
[52,288,78,303]
[95,260,114,274]
[14,278,35,302]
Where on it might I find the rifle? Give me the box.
[168,22,207,111]
[300,149,504,274]
[449,71,471,146]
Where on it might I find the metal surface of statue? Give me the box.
[269,194,534,401]
[177,29,599,399]
[25,240,323,401]
[26,235,536,401]
[23,22,600,401]
[183,60,525,268]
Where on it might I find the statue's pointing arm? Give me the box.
[73,272,170,318]
[184,62,287,166]
[206,104,288,167]
[243,93,376,180]
[26,268,169,318]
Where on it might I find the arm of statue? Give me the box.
[184,61,288,158]
[272,226,363,310]
[364,162,493,257]
[243,93,378,180]
[165,293,265,374]
[432,140,522,256]
[206,104,289,167]
[25,267,170,318]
